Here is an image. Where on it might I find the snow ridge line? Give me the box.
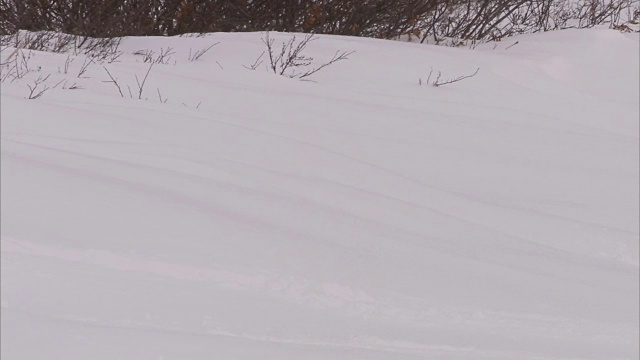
[0,237,380,311]
[4,236,635,341]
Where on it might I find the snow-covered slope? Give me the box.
[1,28,638,360]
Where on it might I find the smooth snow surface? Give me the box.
[1,29,639,359]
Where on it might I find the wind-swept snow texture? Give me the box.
[1,28,638,360]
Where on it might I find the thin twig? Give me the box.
[64,55,73,74]
[78,56,94,78]
[102,66,123,97]
[433,67,479,87]
[243,51,265,70]
[157,88,167,103]
[504,41,519,50]
[26,74,51,99]
[135,63,154,99]
[188,42,219,61]
[53,79,66,89]
[299,50,354,79]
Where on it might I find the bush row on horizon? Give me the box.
[1,0,638,43]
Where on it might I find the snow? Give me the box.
[1,28,638,359]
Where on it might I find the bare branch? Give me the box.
[134,63,154,99]
[103,66,123,97]
[433,67,480,87]
[64,55,74,74]
[53,79,66,89]
[188,42,219,61]
[67,82,83,90]
[299,50,354,79]
[421,67,480,87]
[26,74,51,99]
[504,41,519,50]
[156,47,175,64]
[157,88,167,103]
[78,56,95,78]
[243,51,265,70]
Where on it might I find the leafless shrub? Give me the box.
[263,32,313,76]
[258,32,353,79]
[414,0,637,45]
[0,30,123,65]
[1,48,32,82]
[511,0,634,32]
[0,31,71,52]
[573,0,629,27]
[103,63,155,100]
[156,47,175,64]
[4,31,63,52]
[188,43,219,61]
[1,0,437,38]
[420,67,480,87]
[26,73,50,99]
[1,0,159,37]
[79,37,123,63]
[135,47,175,65]
[1,51,17,82]
[3,0,638,44]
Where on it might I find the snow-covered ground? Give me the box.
[1,28,638,359]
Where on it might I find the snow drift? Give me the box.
[1,28,638,359]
